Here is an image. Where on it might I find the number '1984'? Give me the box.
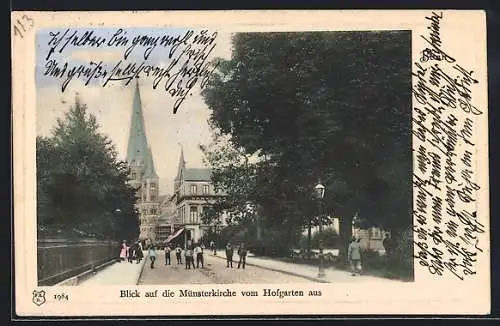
[54,293,69,301]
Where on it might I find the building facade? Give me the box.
[155,194,178,243]
[169,149,225,246]
[125,81,160,241]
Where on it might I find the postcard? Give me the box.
[11,10,490,316]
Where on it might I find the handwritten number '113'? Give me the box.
[13,15,34,39]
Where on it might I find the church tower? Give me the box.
[174,147,186,195]
[126,80,160,242]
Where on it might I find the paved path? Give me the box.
[138,250,314,284]
[80,253,147,285]
[210,250,403,284]
[81,250,402,285]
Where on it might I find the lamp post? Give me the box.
[307,218,312,259]
[314,181,326,278]
[113,208,122,242]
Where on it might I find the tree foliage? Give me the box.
[201,31,412,254]
[36,98,139,241]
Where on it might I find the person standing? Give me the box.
[129,242,137,263]
[135,241,144,264]
[148,244,157,269]
[194,243,204,268]
[210,240,215,255]
[119,240,127,262]
[184,246,195,269]
[225,243,234,268]
[127,242,133,263]
[164,243,172,265]
[348,237,362,276]
[237,242,247,269]
[383,233,393,256]
[175,245,182,264]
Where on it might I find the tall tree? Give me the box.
[201,31,412,258]
[36,97,139,240]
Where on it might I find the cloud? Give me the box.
[37,75,213,196]
[36,31,234,196]
[70,48,126,63]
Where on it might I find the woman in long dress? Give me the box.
[119,240,127,262]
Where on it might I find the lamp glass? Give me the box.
[314,183,325,199]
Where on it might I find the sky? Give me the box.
[35,27,233,195]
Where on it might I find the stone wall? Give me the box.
[37,238,119,286]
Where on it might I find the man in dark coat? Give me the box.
[237,242,247,269]
[225,243,234,268]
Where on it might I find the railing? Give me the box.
[37,238,119,286]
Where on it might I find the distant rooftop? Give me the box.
[184,168,212,181]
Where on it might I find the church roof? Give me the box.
[175,147,186,181]
[126,80,158,180]
[144,146,158,179]
[184,168,212,181]
[126,81,149,165]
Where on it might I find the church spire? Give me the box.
[175,146,186,181]
[75,92,82,106]
[126,79,149,166]
[144,146,158,179]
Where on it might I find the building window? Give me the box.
[150,194,156,202]
[202,206,210,220]
[203,185,210,195]
[190,184,197,195]
[131,172,136,179]
[190,206,198,223]
[150,182,156,189]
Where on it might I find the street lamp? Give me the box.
[113,209,122,242]
[314,181,326,278]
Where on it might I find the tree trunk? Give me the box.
[339,215,353,265]
[307,218,312,259]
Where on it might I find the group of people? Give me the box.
[140,240,249,271]
[224,242,248,269]
[144,242,206,270]
[348,233,394,276]
[165,243,206,270]
[119,240,144,264]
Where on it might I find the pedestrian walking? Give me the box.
[184,246,195,269]
[128,242,137,262]
[148,244,157,269]
[210,240,215,255]
[348,237,362,276]
[237,242,247,269]
[194,243,204,268]
[119,240,127,262]
[175,245,182,264]
[164,243,172,265]
[383,233,393,255]
[225,243,234,268]
[135,241,144,264]
[127,242,134,263]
